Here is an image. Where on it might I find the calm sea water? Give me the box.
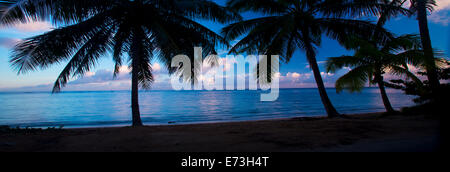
[0,88,416,128]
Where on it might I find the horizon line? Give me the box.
[0,87,384,93]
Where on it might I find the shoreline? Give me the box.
[1,110,400,129]
[0,112,440,152]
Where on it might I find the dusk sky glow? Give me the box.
[0,0,449,92]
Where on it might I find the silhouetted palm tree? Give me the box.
[409,0,441,91]
[1,0,240,126]
[326,34,426,113]
[358,0,441,92]
[222,0,405,117]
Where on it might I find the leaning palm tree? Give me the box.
[337,0,441,92]
[222,0,406,117]
[409,0,441,91]
[1,0,240,126]
[326,34,426,113]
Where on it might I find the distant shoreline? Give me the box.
[0,108,405,129]
[0,113,440,152]
[0,87,389,94]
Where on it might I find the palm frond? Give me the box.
[391,49,426,67]
[409,0,437,14]
[169,0,242,23]
[129,27,154,89]
[382,34,421,52]
[112,25,131,78]
[386,65,423,85]
[225,16,285,55]
[222,16,280,42]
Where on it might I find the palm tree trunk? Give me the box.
[376,75,395,113]
[304,44,340,118]
[131,62,143,127]
[417,0,440,90]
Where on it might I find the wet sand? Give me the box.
[0,113,440,152]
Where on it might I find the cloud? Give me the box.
[3,69,342,91]
[152,63,161,71]
[0,37,20,48]
[66,63,168,89]
[0,62,171,92]
[284,72,309,80]
[435,0,450,11]
[277,71,333,88]
[112,63,163,74]
[429,10,450,25]
[70,69,124,85]
[277,68,363,88]
[290,72,302,78]
[427,0,450,25]
[12,21,53,32]
[383,64,429,82]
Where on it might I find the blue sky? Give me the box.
[0,0,449,91]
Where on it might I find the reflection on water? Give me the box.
[0,88,416,128]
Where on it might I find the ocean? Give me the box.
[0,88,416,128]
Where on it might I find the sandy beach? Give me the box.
[0,113,441,152]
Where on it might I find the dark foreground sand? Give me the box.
[0,113,441,152]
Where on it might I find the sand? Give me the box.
[0,113,441,152]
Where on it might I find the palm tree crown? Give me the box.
[326,34,429,112]
[1,0,241,126]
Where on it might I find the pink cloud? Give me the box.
[435,0,450,11]
[65,62,168,90]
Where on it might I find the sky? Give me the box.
[0,0,449,92]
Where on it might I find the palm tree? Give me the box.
[1,0,240,126]
[409,0,441,91]
[326,34,425,113]
[222,0,404,117]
